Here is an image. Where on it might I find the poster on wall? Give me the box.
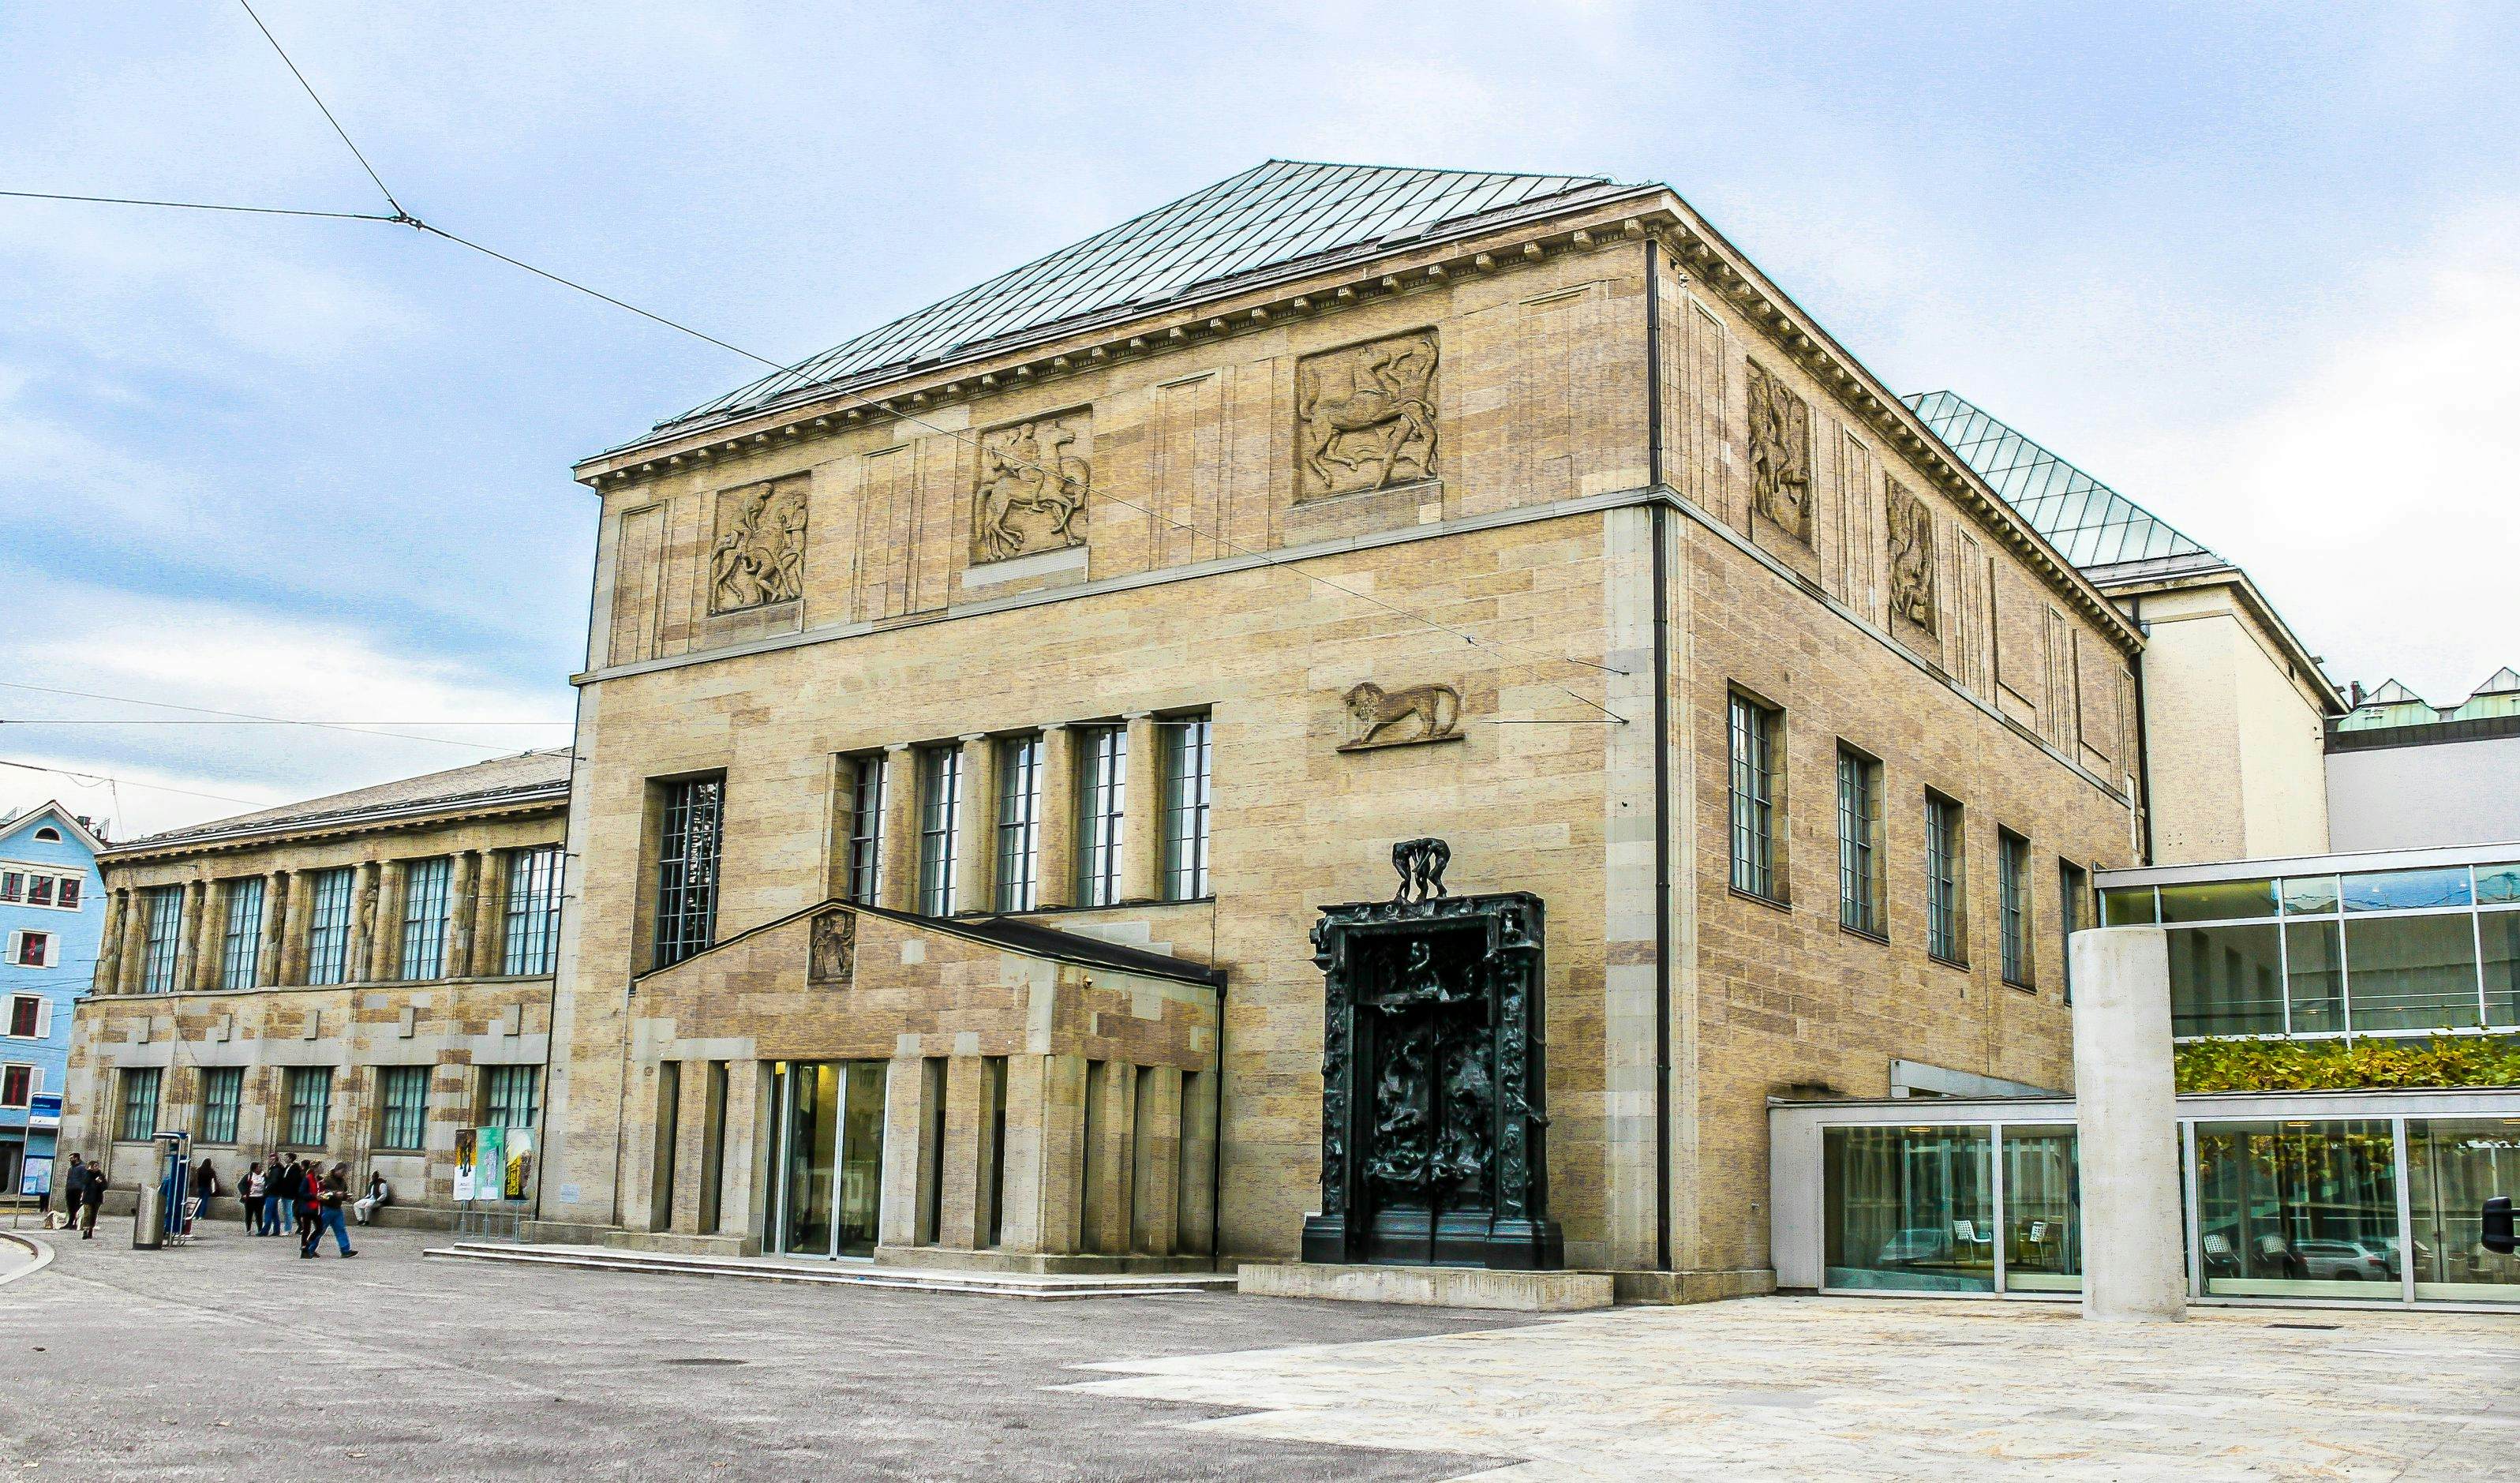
[453,1128,478,1202]
[474,1126,506,1203]
[503,1129,534,1201]
[19,1155,52,1197]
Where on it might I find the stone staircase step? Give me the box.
[422,1242,1234,1300]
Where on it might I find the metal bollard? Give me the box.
[133,1178,164,1249]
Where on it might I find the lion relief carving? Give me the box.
[1339,681,1464,752]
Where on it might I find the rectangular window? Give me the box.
[481,1064,540,1129]
[1078,725,1128,908]
[1,1065,30,1108]
[994,735,1043,912]
[2195,1119,2397,1300]
[284,1066,332,1146]
[118,1066,161,1141]
[140,886,184,994]
[219,876,266,990]
[1162,716,1212,902]
[399,857,453,980]
[6,995,37,1037]
[917,744,963,916]
[653,776,724,969]
[1836,747,1882,937]
[2058,860,2088,1004]
[1925,792,1966,964]
[305,867,355,986]
[2343,913,2481,1034]
[0,871,17,902]
[6,931,51,968]
[199,1065,243,1144]
[374,1065,429,1151]
[844,754,886,907]
[1728,693,1780,901]
[57,875,80,909]
[2168,923,2286,1035]
[27,874,53,908]
[1998,830,2031,989]
[501,846,564,976]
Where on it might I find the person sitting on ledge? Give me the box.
[352,1170,392,1226]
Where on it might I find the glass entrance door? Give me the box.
[768,1060,887,1259]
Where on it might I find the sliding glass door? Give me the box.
[767,1060,887,1259]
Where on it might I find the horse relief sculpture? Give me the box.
[1743,359,1813,542]
[708,480,808,612]
[1885,481,1939,634]
[1339,681,1463,751]
[972,414,1092,563]
[1296,331,1440,499]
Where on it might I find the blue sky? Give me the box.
[4,2,2517,836]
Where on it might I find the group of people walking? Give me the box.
[52,1152,108,1238]
[236,1157,365,1257]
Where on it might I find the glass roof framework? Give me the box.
[1904,390,2220,578]
[662,160,1623,433]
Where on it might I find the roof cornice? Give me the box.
[100,782,569,865]
[2094,564,2346,714]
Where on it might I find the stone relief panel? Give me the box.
[1339,681,1464,751]
[1743,358,1813,542]
[708,477,808,613]
[1885,481,1939,635]
[1296,331,1440,500]
[808,908,856,987]
[972,411,1092,564]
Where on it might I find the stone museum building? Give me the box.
[56,751,569,1210]
[533,159,2148,1288]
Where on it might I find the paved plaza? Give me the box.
[2,1219,2515,1480]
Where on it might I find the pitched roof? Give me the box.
[110,750,572,855]
[2338,671,2520,732]
[1904,390,2220,580]
[0,800,107,856]
[657,159,1624,434]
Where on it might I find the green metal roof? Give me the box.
[2338,670,2520,731]
[662,159,1627,433]
[1904,390,2220,579]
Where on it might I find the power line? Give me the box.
[0,757,260,807]
[0,189,398,222]
[235,0,405,218]
[0,681,564,752]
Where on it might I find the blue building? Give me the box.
[1,802,106,1199]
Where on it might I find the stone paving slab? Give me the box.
[1067,1295,2520,1480]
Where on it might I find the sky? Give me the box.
[4,2,2517,838]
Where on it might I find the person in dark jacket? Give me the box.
[77,1160,105,1238]
[305,1163,356,1259]
[187,1159,218,1233]
[242,1161,264,1234]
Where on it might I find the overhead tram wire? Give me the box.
[0,757,260,807]
[0,680,567,753]
[0,189,401,223]
[12,2,1631,726]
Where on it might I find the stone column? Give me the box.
[346,863,380,983]
[196,879,230,991]
[256,871,290,988]
[935,1055,988,1249]
[1176,1065,1218,1256]
[369,860,406,983]
[278,870,312,986]
[953,735,997,915]
[713,1062,765,1247]
[2072,926,2186,1322]
[1121,713,1161,904]
[1035,725,1077,911]
[823,754,861,901]
[118,889,151,994]
[878,743,921,913]
[1082,1059,1138,1256]
[171,880,205,994]
[471,851,507,976]
[876,1054,934,1250]
[446,851,482,979]
[998,1053,1084,1256]
[1132,1065,1182,1256]
[94,889,126,996]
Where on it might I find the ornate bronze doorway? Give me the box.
[1305,841,1561,1269]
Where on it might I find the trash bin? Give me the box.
[133,1177,164,1249]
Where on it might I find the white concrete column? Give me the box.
[2071,925,2186,1322]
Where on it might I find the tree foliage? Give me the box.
[2175,1034,2520,1093]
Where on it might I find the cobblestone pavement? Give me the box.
[0,1219,1522,1481]
[1072,1292,2520,1480]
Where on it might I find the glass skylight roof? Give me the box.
[1905,390,2219,577]
[661,159,1622,433]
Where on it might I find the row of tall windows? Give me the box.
[1727,688,2085,991]
[657,717,1215,971]
[113,1062,541,1149]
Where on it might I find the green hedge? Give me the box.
[2175,1034,2520,1093]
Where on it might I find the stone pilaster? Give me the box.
[875,1054,933,1249]
[1121,713,1160,904]
[935,1054,987,1249]
[878,743,920,914]
[471,850,507,976]
[118,889,150,994]
[824,753,862,901]
[953,734,997,915]
[192,879,226,991]
[1081,1058,1138,1256]
[370,859,406,983]
[170,880,204,994]
[998,1053,1084,1256]
[447,851,482,979]
[346,862,380,983]
[278,870,311,985]
[92,887,125,996]
[1034,725,1076,911]
[256,871,289,989]
[1132,1065,1182,1256]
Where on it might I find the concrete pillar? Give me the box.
[1121,713,1159,904]
[370,860,406,983]
[256,872,288,989]
[953,735,997,916]
[93,889,125,996]
[2071,926,2186,1322]
[879,744,920,913]
[876,1054,934,1250]
[472,851,507,976]
[346,863,380,983]
[172,880,206,994]
[447,851,483,979]
[1035,725,1076,911]
[999,1054,1084,1255]
[1133,1065,1182,1256]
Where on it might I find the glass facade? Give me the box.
[219,877,265,991]
[2406,1118,2520,1303]
[1824,1125,1995,1292]
[2195,1119,2399,1299]
[994,736,1042,912]
[501,846,564,976]
[1727,695,1777,900]
[399,856,452,981]
[769,1058,888,1260]
[2105,861,2520,1041]
[1161,717,1211,902]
